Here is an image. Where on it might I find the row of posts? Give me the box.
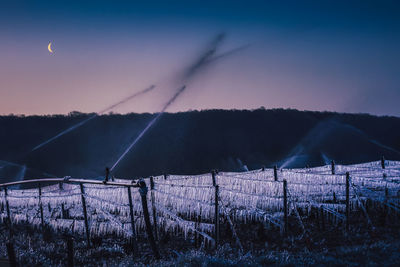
[159,171,221,248]
[278,172,351,235]
[2,179,160,266]
[1,156,389,265]
[330,156,386,175]
[156,156,385,247]
[265,161,384,234]
[77,180,160,258]
[267,156,386,176]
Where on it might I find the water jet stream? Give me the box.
[32,85,155,152]
[110,85,186,171]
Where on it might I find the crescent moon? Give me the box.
[48,42,53,53]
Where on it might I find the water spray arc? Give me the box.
[0,160,57,178]
[110,85,187,171]
[1,33,249,182]
[181,33,249,83]
[109,33,250,172]
[32,85,156,152]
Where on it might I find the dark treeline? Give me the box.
[1,108,400,182]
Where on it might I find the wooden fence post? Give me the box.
[274,166,278,181]
[214,185,220,247]
[195,214,199,247]
[196,208,202,248]
[79,183,90,248]
[4,187,11,227]
[105,167,110,182]
[149,176,158,241]
[67,237,74,267]
[211,170,216,186]
[61,203,66,219]
[138,180,160,259]
[127,186,138,254]
[346,172,350,231]
[331,160,335,175]
[211,170,220,247]
[311,207,322,230]
[320,206,325,231]
[382,187,389,226]
[4,186,13,238]
[6,242,17,267]
[38,183,44,227]
[381,156,385,169]
[283,180,288,235]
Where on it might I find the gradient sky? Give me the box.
[1,0,400,116]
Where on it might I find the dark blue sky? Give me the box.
[1,0,400,116]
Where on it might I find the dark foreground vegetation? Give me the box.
[1,205,399,266]
[1,108,400,181]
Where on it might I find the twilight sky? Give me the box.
[1,0,400,116]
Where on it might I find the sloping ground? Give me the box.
[1,224,399,266]
[0,160,399,265]
[1,161,400,244]
[1,109,400,180]
[1,160,399,244]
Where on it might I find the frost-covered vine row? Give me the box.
[0,160,399,244]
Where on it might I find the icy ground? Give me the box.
[0,160,399,265]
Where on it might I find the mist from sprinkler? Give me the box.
[32,85,156,152]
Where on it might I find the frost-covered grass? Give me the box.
[146,241,400,267]
[1,221,400,266]
[1,160,399,244]
[1,160,400,265]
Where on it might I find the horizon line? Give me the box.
[1,107,398,119]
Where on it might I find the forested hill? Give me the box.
[1,108,400,182]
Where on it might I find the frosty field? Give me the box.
[1,160,399,265]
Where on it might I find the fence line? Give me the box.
[1,160,400,261]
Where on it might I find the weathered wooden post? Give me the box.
[214,185,220,247]
[104,167,110,183]
[6,242,17,267]
[196,208,202,248]
[127,185,138,254]
[38,183,44,227]
[67,237,74,267]
[211,170,216,186]
[381,156,385,169]
[331,160,335,175]
[314,207,320,229]
[261,166,265,171]
[211,170,220,247]
[274,166,278,181]
[149,176,158,241]
[138,179,160,259]
[4,187,11,227]
[345,172,350,231]
[79,183,90,248]
[320,206,325,231]
[283,180,288,235]
[59,182,63,190]
[163,174,167,180]
[365,199,370,215]
[195,214,199,247]
[61,203,66,219]
[382,187,389,226]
